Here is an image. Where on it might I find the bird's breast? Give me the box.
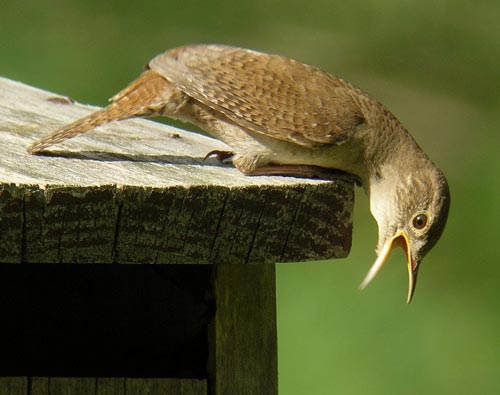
[176,95,369,178]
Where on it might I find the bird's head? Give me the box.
[360,162,450,303]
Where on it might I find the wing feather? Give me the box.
[149,45,364,148]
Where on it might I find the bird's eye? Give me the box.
[412,212,429,231]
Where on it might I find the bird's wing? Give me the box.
[149,45,365,148]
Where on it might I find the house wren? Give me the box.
[27,45,450,303]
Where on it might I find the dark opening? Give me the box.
[0,263,213,378]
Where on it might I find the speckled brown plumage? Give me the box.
[27,44,450,302]
[150,45,367,147]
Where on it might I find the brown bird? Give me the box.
[27,44,450,302]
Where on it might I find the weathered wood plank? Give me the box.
[24,185,118,264]
[0,185,24,263]
[0,378,207,395]
[0,77,354,264]
[42,378,96,395]
[0,377,27,395]
[30,377,49,395]
[95,378,124,395]
[0,76,343,189]
[124,378,206,394]
[0,181,352,264]
[209,264,278,395]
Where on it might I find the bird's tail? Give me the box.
[27,70,171,154]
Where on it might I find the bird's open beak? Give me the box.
[359,231,419,303]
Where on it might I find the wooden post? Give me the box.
[209,264,278,395]
[0,77,354,395]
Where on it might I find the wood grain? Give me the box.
[0,377,207,395]
[209,264,278,395]
[0,77,354,264]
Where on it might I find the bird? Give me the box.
[27,44,450,303]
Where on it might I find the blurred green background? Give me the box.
[1,1,499,393]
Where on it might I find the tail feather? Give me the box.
[27,105,128,154]
[27,70,170,154]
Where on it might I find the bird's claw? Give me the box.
[204,150,234,162]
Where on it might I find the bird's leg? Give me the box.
[245,164,359,183]
[204,150,234,162]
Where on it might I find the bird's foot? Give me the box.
[204,150,234,162]
[246,164,360,184]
